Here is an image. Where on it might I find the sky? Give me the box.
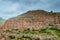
[0,0,60,19]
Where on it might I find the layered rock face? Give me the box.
[1,10,60,30]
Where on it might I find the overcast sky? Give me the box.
[0,0,60,19]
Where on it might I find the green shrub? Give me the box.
[8,35,15,39]
[5,29,11,33]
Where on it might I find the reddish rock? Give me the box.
[0,38,6,40]
[1,10,60,31]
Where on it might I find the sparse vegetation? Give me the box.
[3,25,60,40]
[0,10,60,40]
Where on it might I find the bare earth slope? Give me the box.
[1,10,60,30]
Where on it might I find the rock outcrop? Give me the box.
[1,10,60,30]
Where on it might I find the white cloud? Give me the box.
[0,2,19,12]
[0,0,60,19]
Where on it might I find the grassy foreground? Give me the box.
[2,25,60,40]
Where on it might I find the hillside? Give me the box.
[0,10,60,40]
[1,10,60,30]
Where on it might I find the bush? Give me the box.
[8,35,15,39]
[5,29,11,33]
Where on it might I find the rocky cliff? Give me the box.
[1,10,60,31]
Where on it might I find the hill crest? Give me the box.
[1,10,60,30]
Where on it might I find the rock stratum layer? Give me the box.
[1,10,60,30]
